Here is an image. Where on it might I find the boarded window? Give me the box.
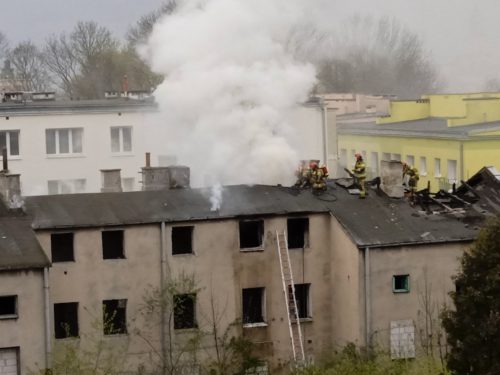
[0,295,17,318]
[242,288,265,324]
[287,218,309,249]
[291,284,311,319]
[390,320,415,359]
[54,302,79,338]
[172,226,194,255]
[51,233,74,262]
[102,230,125,259]
[239,220,264,249]
[393,275,410,293]
[103,299,127,335]
[174,294,196,329]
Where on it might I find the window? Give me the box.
[406,155,415,166]
[339,149,347,169]
[46,128,83,155]
[434,158,441,177]
[0,130,20,157]
[242,287,265,325]
[390,320,415,359]
[102,230,125,259]
[51,233,74,262]
[103,299,127,335]
[391,153,401,161]
[287,218,309,249]
[110,127,132,153]
[382,152,391,162]
[370,152,379,177]
[0,295,17,318]
[174,294,197,329]
[239,220,264,249]
[172,226,194,255]
[54,302,79,338]
[447,159,457,182]
[291,284,311,319]
[393,275,410,293]
[419,156,427,175]
[48,179,86,194]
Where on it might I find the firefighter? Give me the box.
[294,161,311,188]
[309,161,327,193]
[402,162,419,202]
[352,153,366,199]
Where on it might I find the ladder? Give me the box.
[276,230,305,363]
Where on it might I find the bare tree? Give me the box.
[8,41,50,91]
[0,31,8,60]
[43,34,79,97]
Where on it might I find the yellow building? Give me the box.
[338,92,500,191]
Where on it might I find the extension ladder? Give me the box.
[276,230,305,363]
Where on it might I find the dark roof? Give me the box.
[0,211,50,271]
[338,117,500,140]
[0,98,157,115]
[25,185,329,230]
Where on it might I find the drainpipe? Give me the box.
[160,222,167,375]
[459,141,464,182]
[321,102,329,168]
[364,247,371,350]
[43,267,51,370]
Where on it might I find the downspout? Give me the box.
[364,247,371,350]
[459,141,464,182]
[160,222,168,375]
[43,267,51,370]
[321,102,329,167]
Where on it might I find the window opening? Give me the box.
[174,294,197,329]
[290,284,311,319]
[239,220,264,249]
[51,233,74,262]
[102,230,125,259]
[287,218,309,249]
[242,287,265,324]
[103,299,127,335]
[172,226,194,255]
[393,275,410,293]
[0,295,17,318]
[54,302,79,338]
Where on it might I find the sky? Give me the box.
[1,0,500,92]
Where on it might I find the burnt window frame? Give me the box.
[239,219,264,251]
[290,284,311,319]
[0,295,18,319]
[393,274,410,293]
[54,302,79,339]
[103,299,128,335]
[102,230,125,260]
[242,287,266,326]
[171,226,194,255]
[51,232,75,263]
[286,217,310,249]
[173,293,197,330]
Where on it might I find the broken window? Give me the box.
[103,299,127,335]
[102,230,125,259]
[51,232,74,262]
[54,302,79,338]
[287,218,309,249]
[290,284,311,319]
[0,295,17,318]
[239,220,264,249]
[172,226,194,255]
[242,288,265,324]
[174,294,197,329]
[393,275,410,293]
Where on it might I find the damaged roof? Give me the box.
[0,208,50,271]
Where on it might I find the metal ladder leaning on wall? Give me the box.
[276,230,305,364]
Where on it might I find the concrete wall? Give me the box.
[0,269,46,375]
[368,243,467,352]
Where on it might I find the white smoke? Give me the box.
[140,0,318,188]
[209,183,223,211]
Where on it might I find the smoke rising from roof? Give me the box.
[140,0,316,187]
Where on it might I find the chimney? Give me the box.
[0,173,21,207]
[167,166,190,189]
[380,160,404,198]
[141,166,170,191]
[100,169,122,193]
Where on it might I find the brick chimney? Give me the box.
[0,173,21,207]
[100,169,122,193]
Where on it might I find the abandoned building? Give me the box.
[0,164,499,374]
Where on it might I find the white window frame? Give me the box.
[0,130,20,158]
[434,158,441,177]
[46,128,83,155]
[419,156,427,176]
[447,159,457,183]
[110,126,133,154]
[370,152,379,177]
[405,155,415,167]
[47,179,86,194]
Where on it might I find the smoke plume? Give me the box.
[141,0,317,188]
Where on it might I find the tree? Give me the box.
[0,31,8,60]
[8,41,50,91]
[441,215,500,375]
[314,15,442,98]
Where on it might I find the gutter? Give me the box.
[321,101,329,165]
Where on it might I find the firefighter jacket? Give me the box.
[353,160,366,179]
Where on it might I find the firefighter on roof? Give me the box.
[353,153,366,199]
[402,162,419,202]
[309,161,327,193]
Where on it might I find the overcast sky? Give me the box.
[1,0,499,92]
